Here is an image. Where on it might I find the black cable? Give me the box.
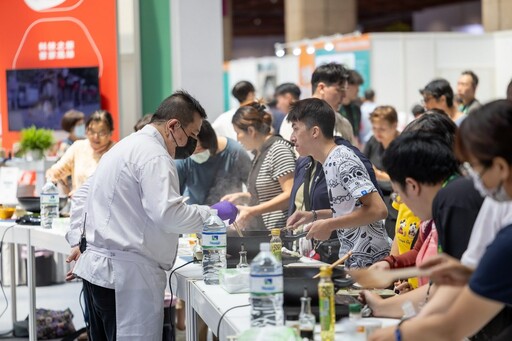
[167,259,197,341]
[216,303,250,339]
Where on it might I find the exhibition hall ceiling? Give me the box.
[231,0,477,36]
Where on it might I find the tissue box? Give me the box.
[219,268,250,293]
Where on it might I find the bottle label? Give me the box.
[202,231,226,248]
[250,273,283,295]
[41,193,59,205]
[270,241,282,261]
[319,283,335,331]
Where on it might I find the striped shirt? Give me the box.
[253,139,296,229]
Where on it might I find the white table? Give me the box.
[187,278,399,340]
[0,222,69,341]
[190,281,250,339]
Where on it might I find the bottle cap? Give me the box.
[260,243,270,251]
[319,265,332,277]
[349,303,362,313]
[270,228,281,236]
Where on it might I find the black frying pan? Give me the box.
[283,266,354,320]
[17,196,68,213]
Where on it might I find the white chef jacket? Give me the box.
[71,124,210,340]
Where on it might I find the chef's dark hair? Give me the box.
[151,90,207,126]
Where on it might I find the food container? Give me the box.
[0,205,16,219]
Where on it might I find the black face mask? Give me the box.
[171,126,197,159]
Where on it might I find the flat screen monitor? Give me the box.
[6,66,100,131]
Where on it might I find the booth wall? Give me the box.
[371,32,499,115]
[171,0,223,120]
[139,0,172,119]
[226,55,299,111]
[494,31,512,99]
[118,0,142,138]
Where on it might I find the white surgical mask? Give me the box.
[190,150,210,164]
[73,124,86,138]
[464,162,511,202]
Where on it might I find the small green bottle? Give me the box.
[318,266,335,341]
[270,228,282,261]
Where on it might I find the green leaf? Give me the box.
[19,125,55,153]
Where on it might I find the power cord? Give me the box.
[0,225,15,319]
[216,303,250,339]
[167,259,198,341]
[0,224,16,337]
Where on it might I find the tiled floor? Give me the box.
[0,280,84,340]
[0,281,186,340]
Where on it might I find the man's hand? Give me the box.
[305,219,332,241]
[233,205,255,231]
[286,211,314,230]
[358,290,384,316]
[221,192,249,205]
[65,246,81,281]
[394,280,412,294]
[66,246,81,263]
[419,253,474,286]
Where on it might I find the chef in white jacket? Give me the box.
[67,91,211,340]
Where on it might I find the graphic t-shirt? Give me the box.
[393,199,421,288]
[393,200,421,255]
[323,145,390,268]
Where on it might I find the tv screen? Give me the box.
[6,66,100,131]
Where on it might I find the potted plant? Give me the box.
[19,126,54,161]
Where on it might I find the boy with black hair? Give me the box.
[311,62,354,143]
[286,98,390,268]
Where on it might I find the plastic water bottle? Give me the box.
[40,179,59,229]
[250,242,284,327]
[202,209,227,285]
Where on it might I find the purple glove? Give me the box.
[211,200,238,224]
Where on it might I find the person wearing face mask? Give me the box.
[46,110,115,195]
[368,100,512,341]
[175,120,251,205]
[66,91,213,341]
[56,109,86,157]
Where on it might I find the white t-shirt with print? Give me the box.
[323,144,390,268]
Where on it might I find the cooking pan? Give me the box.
[17,196,68,213]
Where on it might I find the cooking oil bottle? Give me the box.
[318,266,335,341]
[270,228,282,261]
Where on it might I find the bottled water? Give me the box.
[250,243,284,327]
[40,180,59,229]
[202,209,227,285]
